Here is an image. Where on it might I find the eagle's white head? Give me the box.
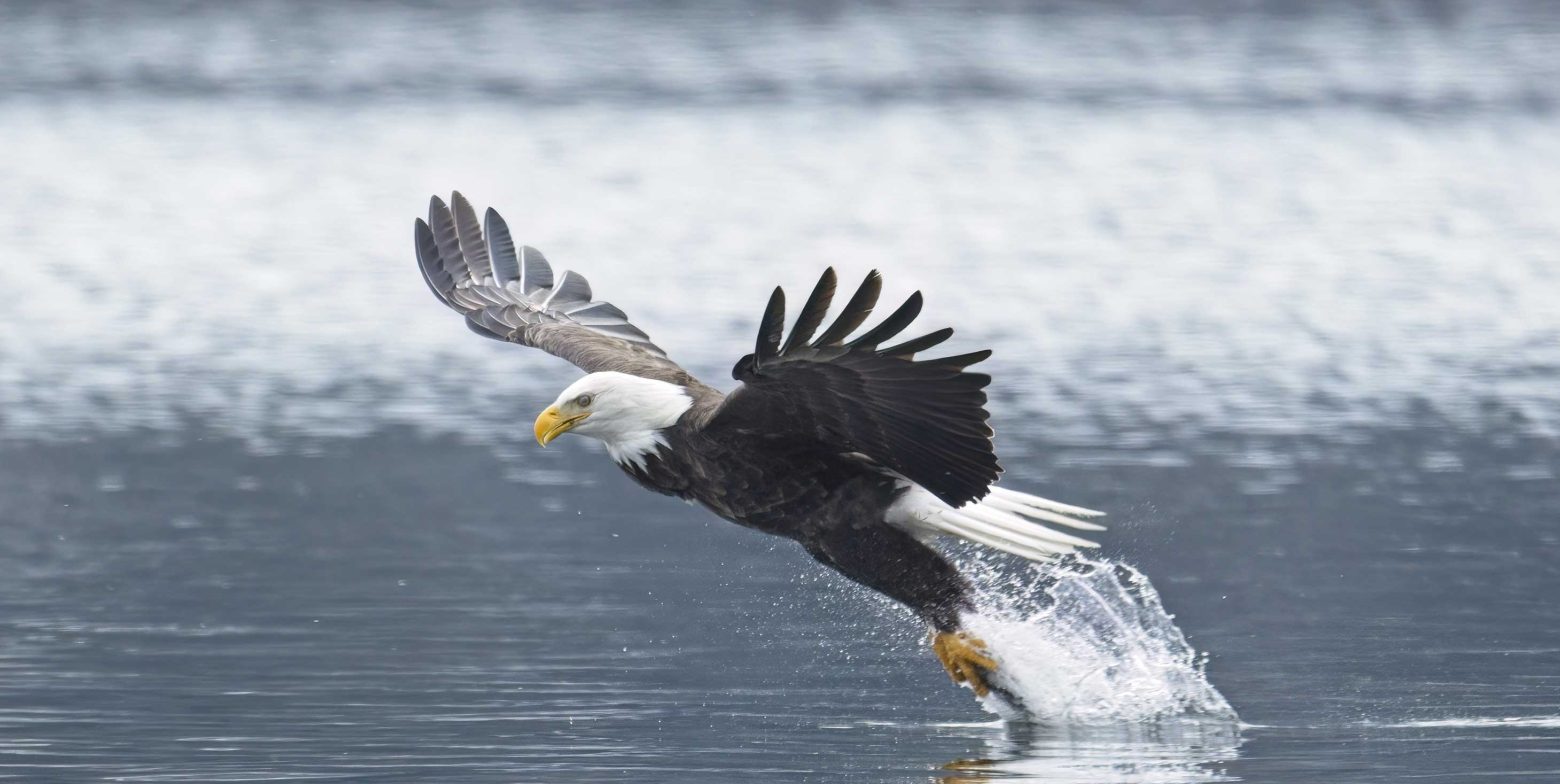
[533,371,693,467]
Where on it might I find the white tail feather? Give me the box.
[957,504,1101,549]
[942,511,1070,557]
[887,482,1108,563]
[923,513,1062,562]
[990,486,1105,518]
[983,494,1108,532]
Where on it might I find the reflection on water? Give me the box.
[942,718,1241,783]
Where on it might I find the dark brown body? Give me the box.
[617,418,974,632]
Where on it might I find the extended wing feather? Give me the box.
[413,192,694,385]
[709,267,1001,507]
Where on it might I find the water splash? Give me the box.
[955,554,1237,725]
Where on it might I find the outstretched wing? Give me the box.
[707,268,1000,507]
[414,192,694,386]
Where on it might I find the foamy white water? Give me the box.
[953,555,1236,724]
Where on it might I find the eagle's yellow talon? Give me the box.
[931,631,997,698]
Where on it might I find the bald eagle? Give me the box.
[413,193,1106,698]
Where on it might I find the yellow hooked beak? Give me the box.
[534,405,589,446]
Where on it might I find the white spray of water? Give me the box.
[954,553,1237,725]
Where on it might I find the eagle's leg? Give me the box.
[803,521,998,697]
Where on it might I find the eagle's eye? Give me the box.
[575,393,594,408]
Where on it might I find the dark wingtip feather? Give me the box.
[755,286,786,366]
[781,268,838,354]
[428,194,448,219]
[518,245,554,292]
[414,218,452,304]
[548,269,593,306]
[928,349,993,371]
[449,192,491,282]
[961,370,993,390]
[848,290,923,349]
[879,327,954,358]
[484,207,520,283]
[813,270,883,347]
[426,193,475,286]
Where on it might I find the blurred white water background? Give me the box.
[3,1,1558,449]
[1,1,1558,782]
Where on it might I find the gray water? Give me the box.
[2,1,1558,781]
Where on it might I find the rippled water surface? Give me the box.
[2,2,1558,781]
